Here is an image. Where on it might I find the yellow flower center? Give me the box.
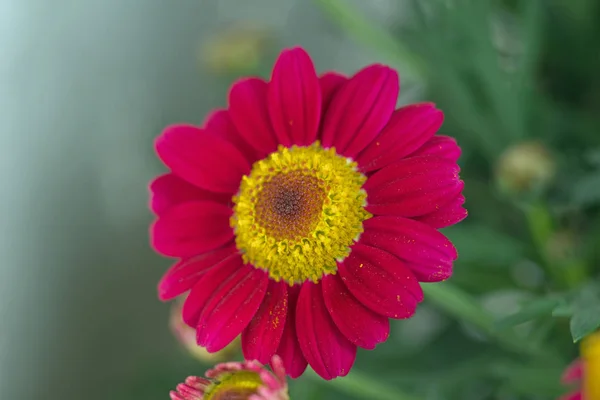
[231,143,370,285]
[582,331,600,400]
[204,371,264,400]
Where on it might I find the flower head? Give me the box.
[151,47,466,379]
[170,356,288,400]
[560,331,600,400]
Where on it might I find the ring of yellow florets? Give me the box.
[204,370,264,400]
[231,143,370,285]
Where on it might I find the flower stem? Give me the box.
[305,368,422,400]
[422,282,556,359]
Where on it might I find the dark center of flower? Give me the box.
[231,144,370,284]
[254,171,327,240]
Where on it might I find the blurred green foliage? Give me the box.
[129,0,600,399]
[310,0,600,398]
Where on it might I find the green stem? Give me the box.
[305,368,422,400]
[422,283,555,359]
[521,201,567,288]
[312,0,426,82]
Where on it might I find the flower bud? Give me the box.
[496,141,555,195]
[170,296,240,362]
[200,24,272,75]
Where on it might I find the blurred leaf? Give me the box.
[571,171,600,207]
[551,303,574,317]
[492,361,564,397]
[494,297,563,330]
[305,367,422,400]
[444,224,525,265]
[422,283,548,357]
[570,283,600,342]
[313,0,425,81]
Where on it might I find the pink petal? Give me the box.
[356,103,444,172]
[362,216,458,282]
[151,201,233,258]
[364,155,463,218]
[322,274,389,349]
[558,392,582,400]
[204,109,262,163]
[242,280,288,364]
[321,65,399,158]
[338,243,423,319]
[182,254,243,327]
[319,72,347,116]
[196,265,268,352]
[155,124,250,194]
[415,194,467,229]
[157,244,237,301]
[149,173,231,216]
[275,285,307,378]
[268,47,321,146]
[228,78,278,157]
[410,135,461,162]
[562,359,583,383]
[296,282,357,380]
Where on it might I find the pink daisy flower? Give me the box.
[151,47,466,380]
[170,356,288,400]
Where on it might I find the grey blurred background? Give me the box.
[0,1,413,398]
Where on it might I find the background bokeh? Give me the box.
[2,0,600,399]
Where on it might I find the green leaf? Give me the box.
[443,224,525,266]
[570,284,600,342]
[571,305,600,342]
[571,172,600,207]
[494,297,563,330]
